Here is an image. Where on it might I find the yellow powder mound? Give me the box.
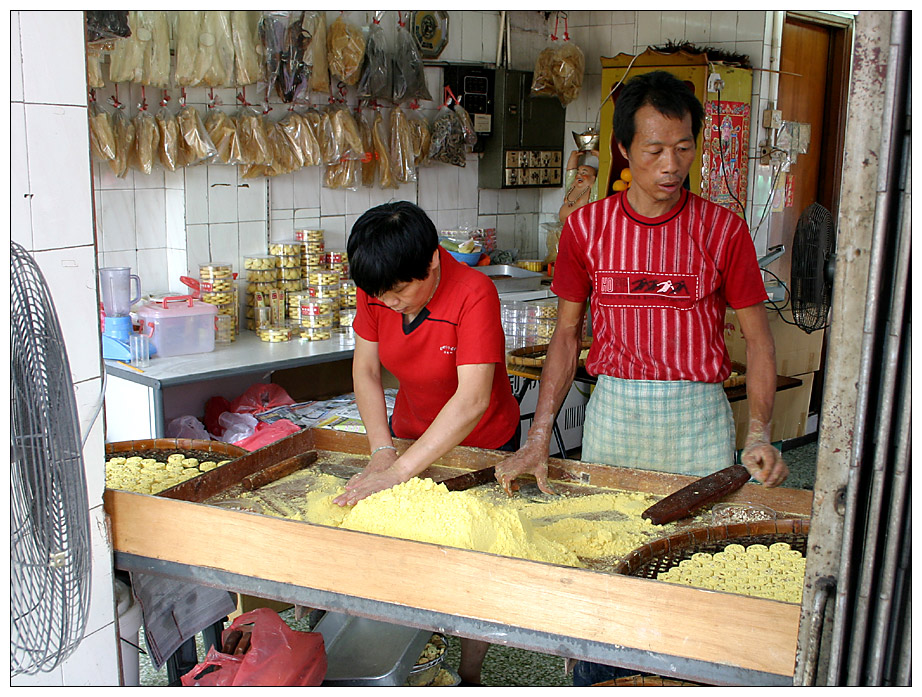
[341,478,580,567]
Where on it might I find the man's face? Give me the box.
[618,104,696,216]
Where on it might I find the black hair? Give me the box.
[347,201,439,297]
[612,70,705,151]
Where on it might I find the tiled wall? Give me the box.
[10,10,120,687]
[92,10,779,295]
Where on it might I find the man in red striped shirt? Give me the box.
[496,70,787,494]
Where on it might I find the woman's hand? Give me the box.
[494,438,557,496]
[333,454,411,507]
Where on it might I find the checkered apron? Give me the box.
[581,376,735,477]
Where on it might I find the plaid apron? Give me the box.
[581,376,735,477]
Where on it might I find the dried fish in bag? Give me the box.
[205,108,242,165]
[389,107,416,184]
[138,10,171,88]
[357,15,391,101]
[530,43,558,98]
[323,157,359,191]
[258,11,288,101]
[231,10,262,86]
[173,11,204,87]
[196,11,235,88]
[264,120,303,177]
[155,105,183,171]
[88,102,117,163]
[310,106,341,166]
[357,109,376,188]
[109,107,135,178]
[372,109,397,188]
[392,20,432,103]
[107,11,144,83]
[405,108,431,168]
[236,106,273,166]
[86,45,106,89]
[304,11,330,94]
[327,14,365,86]
[454,102,478,147]
[177,104,218,166]
[427,105,466,168]
[331,104,364,161]
[128,109,159,175]
[279,110,321,167]
[279,12,312,103]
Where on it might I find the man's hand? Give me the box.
[741,419,788,488]
[494,438,557,497]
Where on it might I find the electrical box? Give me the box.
[442,65,496,153]
[477,68,567,189]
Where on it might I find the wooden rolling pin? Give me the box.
[641,464,752,525]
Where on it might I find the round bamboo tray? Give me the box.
[106,438,247,461]
[507,340,592,368]
[613,518,810,578]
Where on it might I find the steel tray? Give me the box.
[475,265,546,293]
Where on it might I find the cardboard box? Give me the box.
[724,306,825,377]
[730,372,814,449]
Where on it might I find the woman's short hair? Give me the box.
[347,201,439,297]
[613,70,704,150]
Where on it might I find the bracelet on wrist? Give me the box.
[370,445,397,457]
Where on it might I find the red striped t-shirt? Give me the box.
[551,189,768,382]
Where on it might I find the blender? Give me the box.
[99,266,146,361]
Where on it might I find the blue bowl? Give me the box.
[446,249,482,266]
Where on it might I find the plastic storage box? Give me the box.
[137,296,218,357]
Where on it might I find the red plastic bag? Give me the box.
[229,383,295,414]
[181,608,326,686]
[204,395,231,437]
[233,419,301,451]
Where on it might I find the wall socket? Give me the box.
[763,109,783,129]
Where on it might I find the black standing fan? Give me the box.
[790,202,836,333]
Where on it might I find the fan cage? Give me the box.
[791,203,835,333]
[10,242,91,677]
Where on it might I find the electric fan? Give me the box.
[789,202,836,333]
[10,241,92,676]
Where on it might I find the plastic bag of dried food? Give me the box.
[205,108,242,165]
[530,43,558,98]
[389,107,416,184]
[258,12,287,101]
[323,158,359,191]
[88,103,117,163]
[405,108,431,168]
[327,14,365,86]
[236,106,273,166]
[331,104,363,161]
[232,10,262,86]
[173,11,204,87]
[86,45,106,89]
[109,108,135,178]
[178,104,218,166]
[138,10,171,88]
[155,106,183,171]
[197,11,235,88]
[309,107,340,166]
[128,109,159,175]
[265,120,303,176]
[551,41,584,107]
[427,105,466,168]
[372,110,397,188]
[277,12,311,103]
[107,11,144,83]
[85,10,130,44]
[279,111,321,167]
[454,102,478,146]
[357,17,391,101]
[306,11,329,94]
[392,21,432,103]
[357,109,376,188]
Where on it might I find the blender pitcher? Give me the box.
[99,267,141,317]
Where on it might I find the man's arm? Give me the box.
[735,303,788,487]
[494,297,585,495]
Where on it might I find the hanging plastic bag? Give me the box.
[392,17,432,103]
[357,108,376,188]
[427,103,466,168]
[310,106,341,166]
[217,412,258,444]
[372,109,397,188]
[306,11,329,94]
[88,102,117,163]
[198,11,235,88]
[236,106,273,166]
[155,105,183,171]
[280,110,322,167]
[107,11,145,84]
[263,120,304,177]
[177,104,218,166]
[129,108,159,175]
[258,11,287,102]
[390,106,416,184]
[173,11,204,87]
[109,107,135,178]
[531,15,585,107]
[85,10,130,44]
[357,14,391,101]
[277,12,310,103]
[205,108,242,165]
[453,101,478,147]
[531,44,557,99]
[405,106,431,168]
[138,10,171,88]
[180,608,326,687]
[331,103,364,161]
[326,14,366,86]
[86,46,106,89]
[323,157,360,191]
[232,10,262,86]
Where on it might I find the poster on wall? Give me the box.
[701,101,750,217]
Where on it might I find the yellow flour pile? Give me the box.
[235,470,668,569]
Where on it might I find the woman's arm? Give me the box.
[333,362,496,506]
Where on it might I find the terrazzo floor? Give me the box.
[136,440,817,688]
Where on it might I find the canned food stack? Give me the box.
[199,262,239,342]
[501,300,558,351]
[297,229,326,277]
[269,241,304,293]
[306,269,342,327]
[324,249,349,278]
[298,297,334,341]
[244,255,280,331]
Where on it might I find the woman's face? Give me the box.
[375,251,439,316]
